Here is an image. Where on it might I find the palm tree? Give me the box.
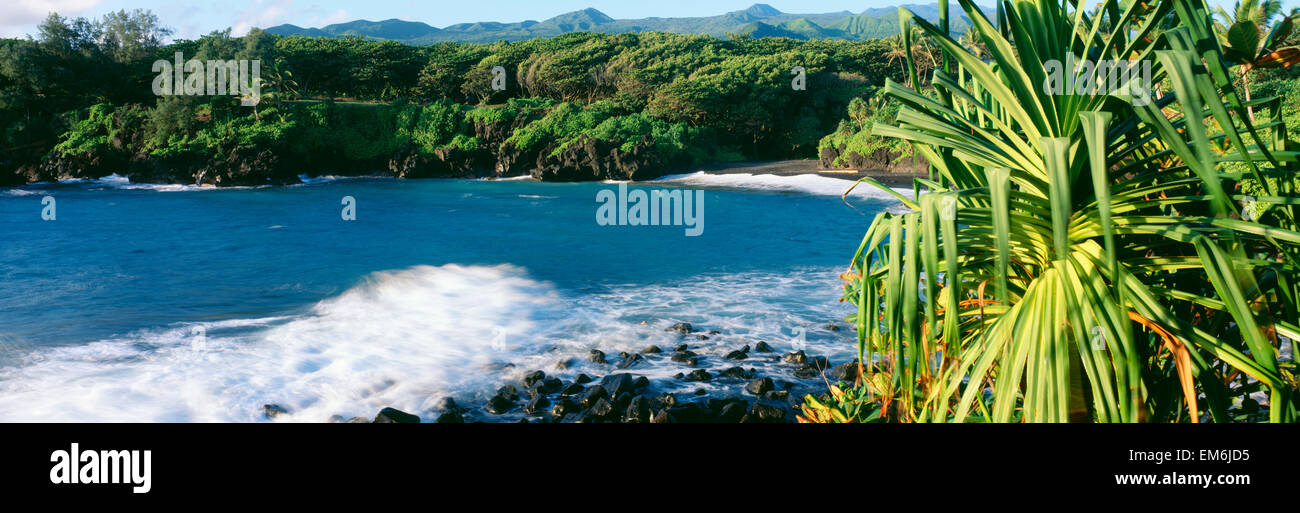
[826,0,1300,423]
[885,26,941,87]
[885,35,910,85]
[240,62,300,121]
[1214,0,1300,120]
[958,26,988,60]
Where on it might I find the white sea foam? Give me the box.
[297,174,348,184]
[116,183,214,192]
[0,264,854,422]
[0,265,562,422]
[2,189,37,196]
[654,171,916,202]
[58,174,216,192]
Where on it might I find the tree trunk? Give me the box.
[1243,66,1255,123]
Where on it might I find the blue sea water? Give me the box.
[0,172,909,421]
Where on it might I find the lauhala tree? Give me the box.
[823,0,1300,423]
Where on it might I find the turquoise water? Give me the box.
[0,173,907,421]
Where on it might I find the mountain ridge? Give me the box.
[264,3,983,44]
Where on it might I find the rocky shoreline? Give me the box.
[261,321,860,424]
[816,144,927,181]
[3,133,916,189]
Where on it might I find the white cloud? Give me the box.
[231,0,294,35]
[0,0,102,38]
[230,0,350,36]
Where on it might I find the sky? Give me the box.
[0,0,1286,40]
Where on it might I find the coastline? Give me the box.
[4,159,928,189]
[687,160,924,187]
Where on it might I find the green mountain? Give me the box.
[267,18,441,40]
[534,7,615,32]
[776,18,834,39]
[264,3,981,44]
[738,21,808,40]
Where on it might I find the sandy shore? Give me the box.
[690,160,926,187]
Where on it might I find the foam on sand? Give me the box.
[653,171,915,203]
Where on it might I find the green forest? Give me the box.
[0,10,906,186]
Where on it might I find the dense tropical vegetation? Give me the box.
[0,10,905,185]
[808,0,1300,423]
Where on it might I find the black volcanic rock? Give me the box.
[667,402,707,423]
[524,394,551,415]
[487,394,516,414]
[496,384,520,401]
[586,397,615,419]
[616,353,645,369]
[666,322,694,334]
[717,366,751,379]
[829,361,859,383]
[552,398,580,421]
[262,404,289,419]
[741,403,786,423]
[718,402,747,422]
[600,374,636,398]
[522,370,546,388]
[684,369,712,382]
[624,395,652,423]
[374,407,420,423]
[745,377,774,395]
[580,385,609,408]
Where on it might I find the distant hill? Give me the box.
[264,3,984,44]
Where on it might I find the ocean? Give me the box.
[0,171,910,421]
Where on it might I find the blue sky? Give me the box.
[1,0,1285,39]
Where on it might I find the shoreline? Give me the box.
[4,160,927,189]
[691,160,925,187]
[278,321,859,424]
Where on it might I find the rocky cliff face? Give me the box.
[6,147,304,187]
[532,136,688,182]
[818,143,925,174]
